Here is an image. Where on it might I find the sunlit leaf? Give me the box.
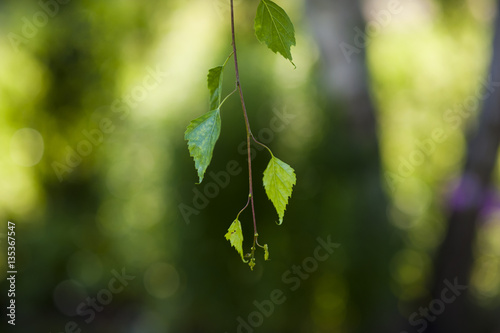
[225,219,247,262]
[263,156,296,224]
[185,109,221,183]
[254,0,296,64]
[208,66,224,110]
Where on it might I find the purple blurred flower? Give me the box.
[448,173,500,221]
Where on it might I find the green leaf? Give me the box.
[225,219,247,262]
[254,0,296,64]
[264,244,270,261]
[263,156,296,224]
[185,109,221,183]
[207,66,224,110]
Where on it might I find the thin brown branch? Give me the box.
[230,0,258,239]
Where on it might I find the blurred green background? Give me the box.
[1,0,500,332]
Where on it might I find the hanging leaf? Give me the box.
[185,109,221,183]
[263,156,296,224]
[225,219,247,262]
[264,244,270,261]
[207,66,224,110]
[254,0,296,64]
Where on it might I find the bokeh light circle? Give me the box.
[53,279,88,316]
[143,262,180,299]
[10,128,44,166]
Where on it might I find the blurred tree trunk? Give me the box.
[304,1,401,332]
[427,2,500,333]
[305,0,378,144]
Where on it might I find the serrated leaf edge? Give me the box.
[184,109,221,183]
[263,156,296,225]
[255,0,296,65]
[224,219,248,263]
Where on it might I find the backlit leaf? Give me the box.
[264,244,270,261]
[225,219,247,262]
[263,156,296,224]
[185,109,221,183]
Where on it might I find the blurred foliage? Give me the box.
[0,0,499,332]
